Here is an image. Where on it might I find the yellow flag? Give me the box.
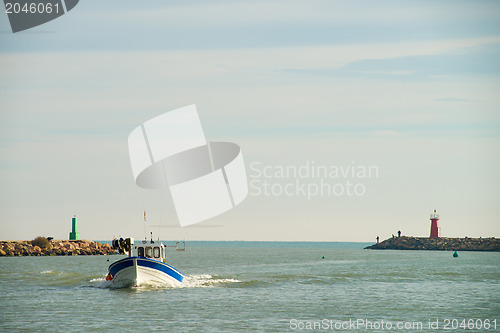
[144,211,146,222]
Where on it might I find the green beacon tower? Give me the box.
[69,215,80,240]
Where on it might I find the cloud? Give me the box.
[433,97,474,102]
[283,40,500,81]
[373,130,402,137]
[1,1,499,239]
[2,0,500,52]
[1,36,499,150]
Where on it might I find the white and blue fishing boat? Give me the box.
[106,237,185,288]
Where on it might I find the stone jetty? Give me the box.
[0,239,116,256]
[365,236,499,252]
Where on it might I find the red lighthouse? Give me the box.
[429,210,440,238]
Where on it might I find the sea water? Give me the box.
[0,241,498,332]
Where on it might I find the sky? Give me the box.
[1,0,499,242]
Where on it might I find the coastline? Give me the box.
[0,239,116,256]
[365,236,500,252]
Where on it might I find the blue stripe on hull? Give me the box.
[108,257,134,276]
[136,258,184,283]
[108,257,184,283]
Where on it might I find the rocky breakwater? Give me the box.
[365,236,500,252]
[0,238,116,256]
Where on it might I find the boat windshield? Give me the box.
[137,246,163,259]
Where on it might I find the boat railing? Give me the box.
[176,241,186,251]
[165,241,186,251]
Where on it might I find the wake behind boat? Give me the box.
[106,237,185,288]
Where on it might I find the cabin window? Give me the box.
[137,247,144,257]
[153,247,160,258]
[145,247,152,258]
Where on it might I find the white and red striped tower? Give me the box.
[430,210,440,238]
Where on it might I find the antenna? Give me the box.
[158,201,164,242]
[143,210,147,242]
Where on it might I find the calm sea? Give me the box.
[1,241,498,332]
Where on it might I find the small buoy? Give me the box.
[106,259,110,262]
[453,251,459,258]
[105,273,113,281]
[322,256,325,259]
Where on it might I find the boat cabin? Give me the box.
[135,241,166,261]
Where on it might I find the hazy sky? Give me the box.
[1,0,499,241]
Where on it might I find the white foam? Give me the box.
[87,275,116,289]
[88,274,240,289]
[179,274,240,288]
[89,277,105,283]
[95,280,115,289]
[40,270,64,275]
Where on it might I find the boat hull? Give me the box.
[108,257,184,288]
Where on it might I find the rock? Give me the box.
[365,236,500,252]
[0,240,117,256]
